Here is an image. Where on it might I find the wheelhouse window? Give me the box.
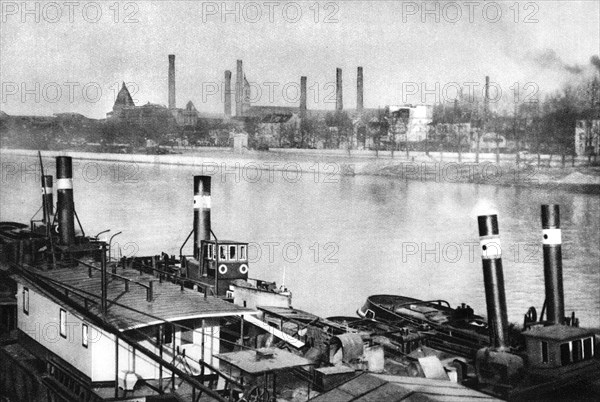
[82,324,88,348]
[219,245,228,261]
[541,341,548,363]
[204,243,214,260]
[59,309,67,339]
[239,245,247,261]
[583,337,594,359]
[23,288,29,315]
[229,245,237,261]
[572,339,583,363]
[561,338,595,366]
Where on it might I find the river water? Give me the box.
[1,154,598,328]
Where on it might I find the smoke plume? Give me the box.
[532,49,584,74]
[591,55,600,72]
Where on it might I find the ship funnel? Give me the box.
[41,175,53,224]
[541,204,565,325]
[193,176,211,259]
[56,156,75,246]
[478,214,509,349]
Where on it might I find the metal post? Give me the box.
[101,243,107,315]
[158,325,163,392]
[201,319,205,380]
[171,323,176,392]
[114,336,119,398]
[147,280,154,302]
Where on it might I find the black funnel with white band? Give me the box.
[193,176,211,259]
[541,204,565,325]
[56,156,75,246]
[478,214,509,350]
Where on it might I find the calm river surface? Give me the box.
[1,154,599,327]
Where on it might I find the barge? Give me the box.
[357,206,600,399]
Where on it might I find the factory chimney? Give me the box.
[56,156,75,246]
[300,76,307,118]
[224,70,232,118]
[541,204,565,325]
[168,54,176,109]
[236,60,243,117]
[193,176,211,260]
[477,214,509,349]
[357,67,364,112]
[336,68,343,111]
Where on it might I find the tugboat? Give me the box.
[358,207,600,399]
[471,207,599,400]
[0,155,312,402]
[119,175,292,311]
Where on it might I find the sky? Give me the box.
[1,0,599,118]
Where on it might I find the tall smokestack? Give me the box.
[224,70,232,118]
[168,54,176,109]
[478,214,509,349]
[41,175,53,224]
[357,67,363,112]
[300,76,307,118]
[236,60,243,117]
[336,68,343,111]
[56,156,75,246]
[193,176,211,259]
[484,75,490,120]
[541,204,565,325]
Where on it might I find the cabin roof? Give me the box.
[204,240,248,245]
[310,372,500,401]
[258,306,321,322]
[215,347,312,374]
[523,325,596,342]
[19,265,256,331]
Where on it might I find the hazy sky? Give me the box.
[1,0,599,118]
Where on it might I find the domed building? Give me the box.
[106,82,198,128]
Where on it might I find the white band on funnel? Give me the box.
[56,178,73,190]
[42,187,52,194]
[542,228,561,245]
[193,195,211,209]
[480,237,502,259]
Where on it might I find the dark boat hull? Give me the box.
[358,294,491,357]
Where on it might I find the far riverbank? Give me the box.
[1,147,599,194]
